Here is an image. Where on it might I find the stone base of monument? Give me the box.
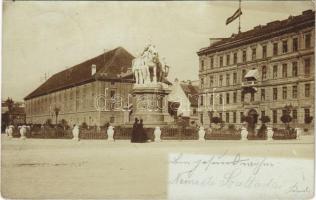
[131,83,173,127]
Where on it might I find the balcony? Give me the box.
[241,81,258,87]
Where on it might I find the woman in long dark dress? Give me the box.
[139,119,148,143]
[131,118,139,143]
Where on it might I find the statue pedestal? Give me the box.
[131,83,172,127]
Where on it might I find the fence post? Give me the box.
[295,128,302,140]
[20,125,27,140]
[154,127,161,142]
[241,127,248,140]
[198,126,205,141]
[267,127,274,141]
[72,125,80,141]
[107,126,114,142]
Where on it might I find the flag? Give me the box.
[226,8,242,25]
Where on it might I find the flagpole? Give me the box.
[238,0,241,33]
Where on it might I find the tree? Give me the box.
[305,116,313,124]
[260,115,271,124]
[5,98,14,112]
[81,122,88,129]
[211,116,222,124]
[280,107,292,130]
[45,119,53,127]
[53,107,60,126]
[59,119,68,130]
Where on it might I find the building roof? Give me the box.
[198,10,315,55]
[24,47,135,100]
[180,82,199,107]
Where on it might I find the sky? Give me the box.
[2,1,314,101]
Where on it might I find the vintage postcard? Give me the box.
[1,1,315,199]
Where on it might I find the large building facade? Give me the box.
[197,10,315,129]
[24,47,135,127]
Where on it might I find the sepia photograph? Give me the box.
[1,1,315,199]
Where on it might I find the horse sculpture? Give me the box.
[132,44,170,85]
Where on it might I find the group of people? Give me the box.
[131,118,148,143]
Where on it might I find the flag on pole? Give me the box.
[226,8,242,25]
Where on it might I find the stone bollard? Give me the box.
[107,126,114,142]
[198,127,205,141]
[241,127,248,140]
[295,128,302,140]
[267,127,274,141]
[8,126,14,138]
[154,127,161,142]
[20,125,27,140]
[72,125,80,141]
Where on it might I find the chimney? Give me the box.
[91,64,97,76]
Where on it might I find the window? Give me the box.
[200,95,204,106]
[292,62,298,77]
[110,90,115,98]
[242,50,247,62]
[282,64,287,78]
[240,112,244,123]
[241,92,245,102]
[262,45,267,58]
[292,85,297,98]
[219,56,223,67]
[282,87,287,99]
[261,111,265,118]
[273,88,278,100]
[110,116,115,123]
[251,47,256,60]
[233,112,237,123]
[273,110,277,124]
[304,109,310,122]
[304,58,311,75]
[305,83,310,97]
[219,75,223,86]
[282,40,288,53]
[210,57,214,69]
[273,65,278,79]
[200,114,203,124]
[242,69,247,81]
[292,109,297,120]
[261,89,265,101]
[293,38,298,52]
[226,54,230,65]
[226,93,230,104]
[209,76,214,87]
[305,33,311,48]
[219,113,223,121]
[201,78,204,88]
[250,93,255,102]
[193,108,197,115]
[226,74,230,86]
[226,113,230,123]
[233,72,237,84]
[233,52,237,64]
[111,81,115,85]
[200,60,204,71]
[273,42,278,56]
[210,94,213,105]
[233,92,237,103]
[262,66,267,79]
[219,94,223,104]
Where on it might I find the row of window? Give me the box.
[26,88,118,114]
[201,108,311,124]
[201,57,311,88]
[200,32,312,70]
[200,83,311,106]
